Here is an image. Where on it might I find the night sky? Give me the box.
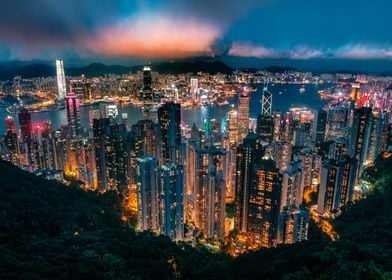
[0,0,391,70]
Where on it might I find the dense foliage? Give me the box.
[0,157,391,279]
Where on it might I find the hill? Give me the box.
[0,155,392,279]
[0,61,233,80]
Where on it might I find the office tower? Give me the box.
[315,110,327,144]
[133,119,157,158]
[349,107,372,179]
[238,93,250,143]
[247,157,282,248]
[157,102,181,166]
[106,105,118,122]
[293,127,307,146]
[226,110,238,148]
[325,105,349,141]
[206,166,226,239]
[272,141,292,172]
[328,137,349,160]
[190,78,198,100]
[256,115,274,143]
[278,206,309,245]
[18,108,32,141]
[143,66,153,101]
[56,59,66,100]
[5,116,16,133]
[65,91,81,138]
[317,156,357,214]
[136,156,159,233]
[281,161,305,209]
[261,88,272,116]
[158,164,184,240]
[235,132,263,233]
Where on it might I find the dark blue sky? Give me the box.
[0,0,391,71]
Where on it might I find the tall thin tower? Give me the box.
[261,86,272,116]
[56,59,66,100]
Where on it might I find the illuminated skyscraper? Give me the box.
[261,88,272,116]
[256,115,274,143]
[133,119,157,158]
[65,91,81,138]
[158,164,184,240]
[56,59,66,100]
[5,116,16,133]
[143,66,153,102]
[136,156,159,233]
[18,108,32,142]
[4,116,18,164]
[278,206,309,245]
[281,161,305,209]
[247,157,282,248]
[235,132,263,233]
[157,102,181,166]
[206,166,226,239]
[226,109,238,148]
[238,93,250,143]
[190,78,199,100]
[317,156,357,214]
[190,145,226,239]
[325,105,349,141]
[315,110,327,144]
[349,107,372,178]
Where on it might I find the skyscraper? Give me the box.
[157,102,181,166]
[133,119,157,158]
[278,206,309,245]
[65,91,81,138]
[143,66,153,102]
[5,116,16,133]
[56,59,66,100]
[235,132,264,233]
[238,93,250,143]
[325,105,349,141]
[18,108,32,142]
[136,156,159,233]
[158,164,184,240]
[247,157,282,248]
[256,115,274,143]
[349,107,372,179]
[317,156,357,214]
[261,88,272,116]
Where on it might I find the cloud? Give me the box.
[84,14,222,58]
[228,42,392,60]
[334,44,392,59]
[0,0,263,59]
[228,42,279,58]
[228,42,325,59]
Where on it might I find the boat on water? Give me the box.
[299,86,305,93]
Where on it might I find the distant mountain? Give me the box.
[264,66,298,73]
[0,61,233,80]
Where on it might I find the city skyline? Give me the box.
[0,2,391,278]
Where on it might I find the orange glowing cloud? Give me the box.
[85,15,222,58]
